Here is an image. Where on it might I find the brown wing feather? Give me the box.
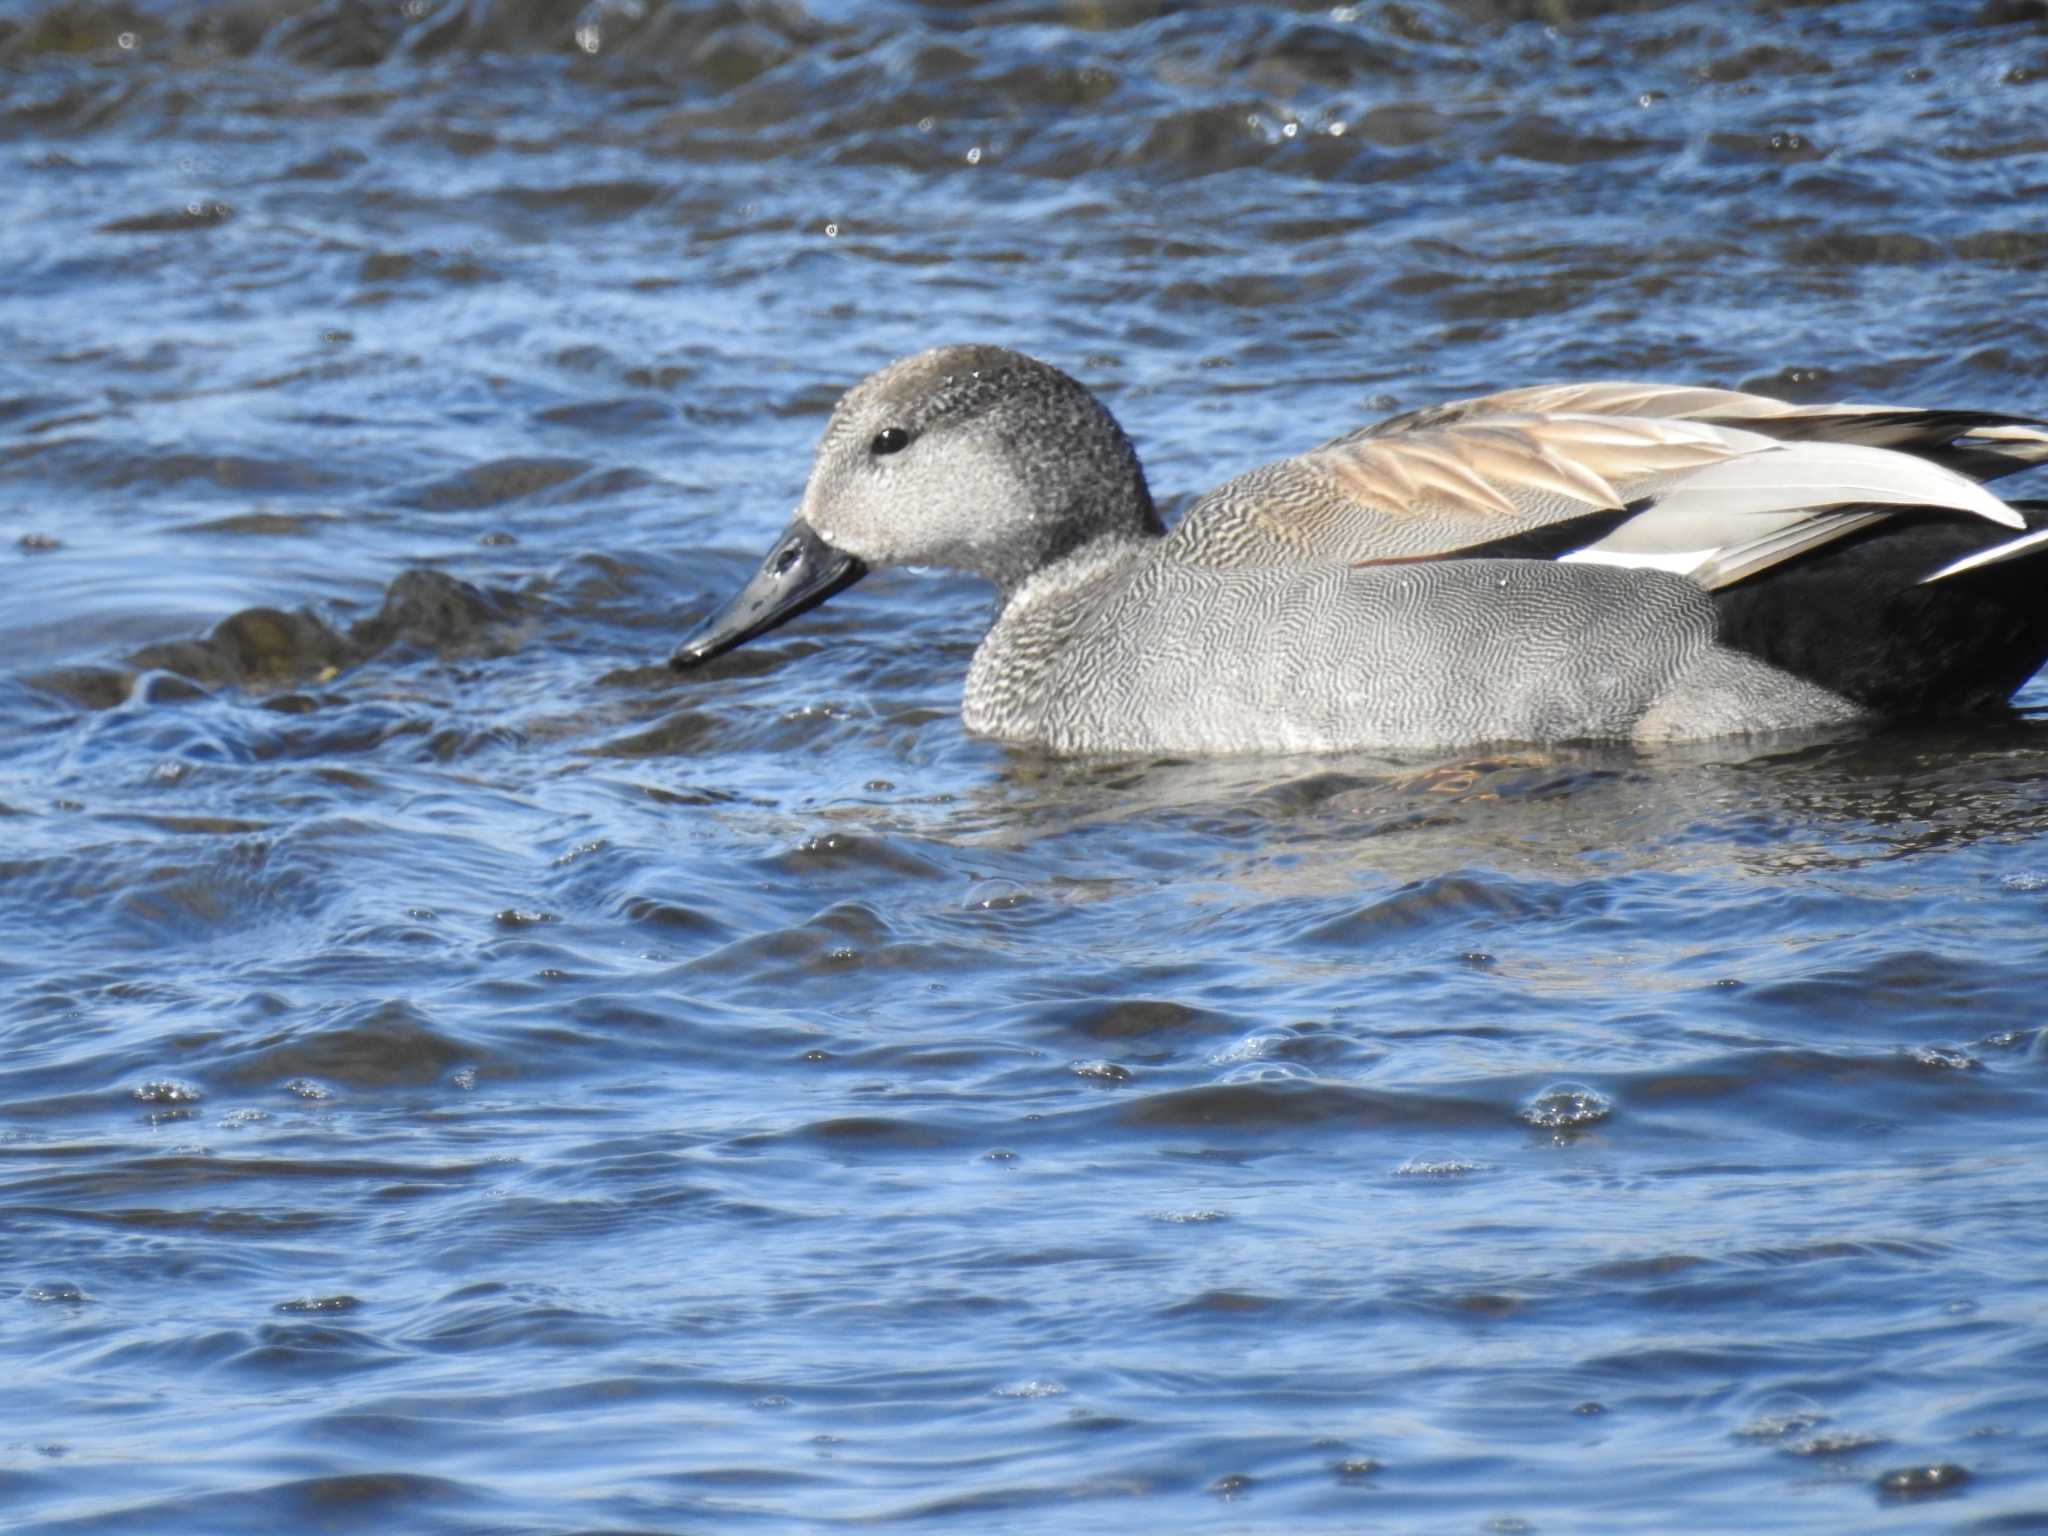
[1295,413,1763,525]
[1166,410,1778,566]
[1376,381,2048,473]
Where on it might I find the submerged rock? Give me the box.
[26,570,526,709]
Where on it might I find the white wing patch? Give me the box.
[1558,547,1720,575]
[1554,440,2025,588]
[1632,443,2022,529]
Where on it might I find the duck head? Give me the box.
[670,344,1158,669]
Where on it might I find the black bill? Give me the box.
[669,517,868,670]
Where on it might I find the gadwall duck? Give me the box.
[672,345,2048,755]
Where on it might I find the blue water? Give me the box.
[6,2,2048,1531]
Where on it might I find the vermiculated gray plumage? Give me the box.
[672,345,2048,756]
[962,555,1860,754]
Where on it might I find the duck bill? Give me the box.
[670,518,867,669]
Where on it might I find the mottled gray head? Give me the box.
[673,344,1160,668]
[799,344,1159,582]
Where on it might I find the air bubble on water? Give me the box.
[1876,1463,1970,1498]
[966,879,1030,911]
[275,1294,359,1314]
[1395,1155,1487,1177]
[1520,1081,1610,1130]
[1210,1030,1289,1065]
[1734,1393,1825,1440]
[25,1282,89,1305]
[1998,872,2048,891]
[284,1078,331,1101]
[966,146,982,165]
[1909,1045,1978,1071]
[494,909,558,928]
[1070,1059,1133,1084]
[133,1080,201,1105]
[994,1378,1067,1399]
[1218,1061,1314,1085]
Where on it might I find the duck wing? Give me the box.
[1379,381,2048,474]
[1165,382,2042,590]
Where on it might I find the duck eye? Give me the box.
[870,426,911,456]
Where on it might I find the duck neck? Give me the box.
[982,397,1163,598]
[988,476,1165,603]
[995,527,1153,613]
[968,531,1150,745]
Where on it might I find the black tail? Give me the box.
[1712,501,2048,717]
